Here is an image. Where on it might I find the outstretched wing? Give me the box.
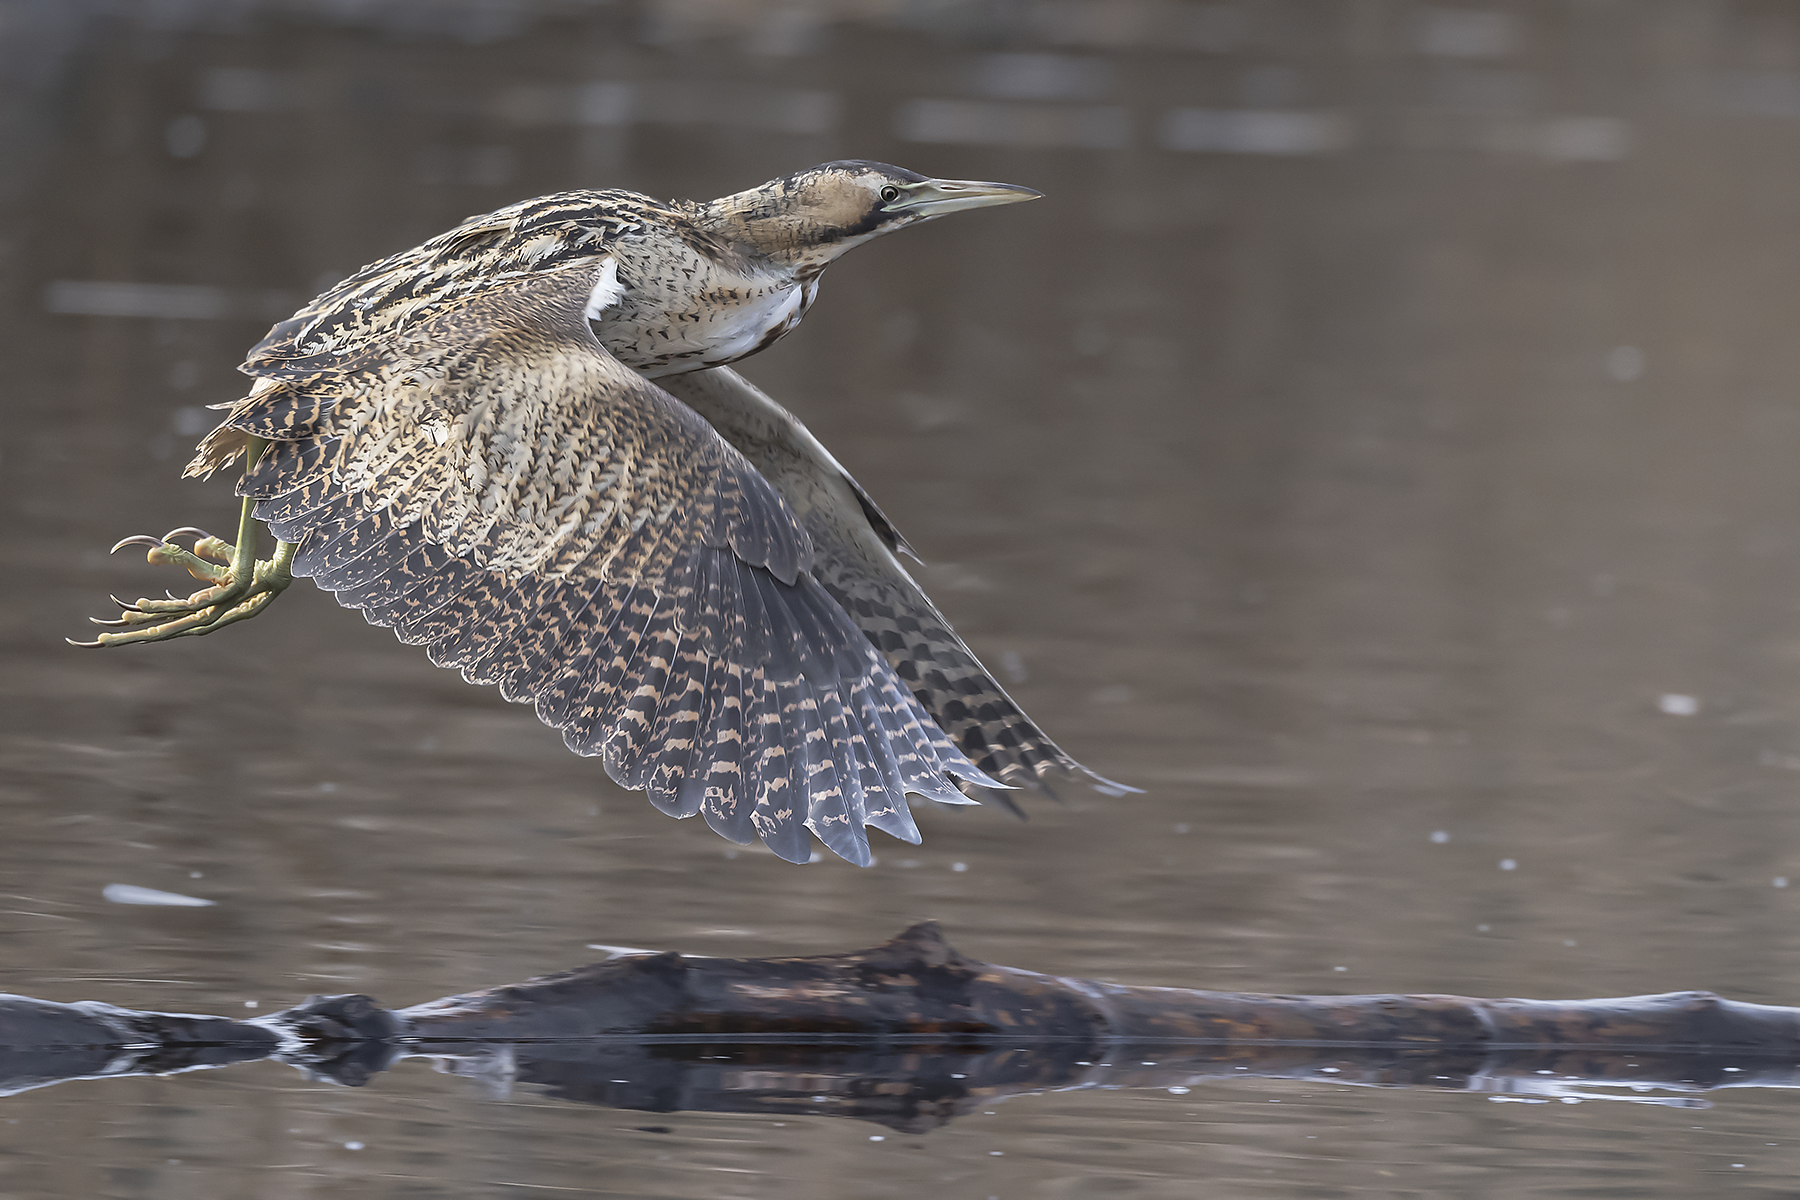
[660,367,1132,807]
[192,258,997,865]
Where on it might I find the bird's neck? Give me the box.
[693,189,872,281]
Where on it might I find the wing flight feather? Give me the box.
[197,261,994,864]
[658,366,1134,806]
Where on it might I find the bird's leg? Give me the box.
[71,438,298,647]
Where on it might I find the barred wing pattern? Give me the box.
[661,368,1131,807]
[201,259,997,865]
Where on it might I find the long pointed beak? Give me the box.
[883,178,1043,219]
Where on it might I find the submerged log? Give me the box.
[2,923,1796,1124]
[0,997,277,1098]
[392,921,1800,1052]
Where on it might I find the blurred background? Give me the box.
[8,0,1800,1194]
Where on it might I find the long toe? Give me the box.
[191,536,237,565]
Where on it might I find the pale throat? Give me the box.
[686,276,820,371]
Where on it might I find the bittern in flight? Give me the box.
[77,161,1129,865]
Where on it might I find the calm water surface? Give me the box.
[6,1,1800,1194]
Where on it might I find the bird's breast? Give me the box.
[591,251,817,378]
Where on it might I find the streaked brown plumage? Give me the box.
[90,161,1129,866]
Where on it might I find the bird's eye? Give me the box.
[879,185,901,204]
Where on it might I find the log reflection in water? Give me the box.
[2,924,1796,1125]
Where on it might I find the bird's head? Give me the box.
[702,160,1041,272]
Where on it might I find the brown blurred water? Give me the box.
[7,0,1800,1194]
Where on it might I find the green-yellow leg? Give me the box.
[71,438,299,648]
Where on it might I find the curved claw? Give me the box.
[80,488,292,648]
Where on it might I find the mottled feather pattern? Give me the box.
[242,435,333,502]
[331,540,455,611]
[457,576,568,686]
[525,580,636,731]
[639,629,710,812]
[430,574,557,677]
[564,589,666,755]
[361,555,483,636]
[497,578,627,703]
[841,574,1072,807]
[684,658,749,836]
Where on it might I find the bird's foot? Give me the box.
[71,523,295,647]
